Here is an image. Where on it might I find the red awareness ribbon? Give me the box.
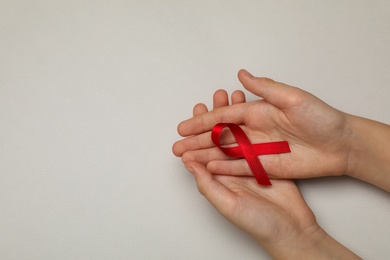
[211,123,291,186]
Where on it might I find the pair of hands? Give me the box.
[172,70,360,258]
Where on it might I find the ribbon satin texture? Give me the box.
[211,123,291,186]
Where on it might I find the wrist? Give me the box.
[262,225,360,259]
[344,114,390,191]
[344,113,360,178]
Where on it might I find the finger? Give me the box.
[231,90,246,105]
[207,159,252,176]
[238,69,305,109]
[182,147,230,165]
[172,132,213,157]
[172,127,239,157]
[193,103,208,117]
[213,89,229,109]
[177,102,248,137]
[185,161,236,214]
[207,152,290,179]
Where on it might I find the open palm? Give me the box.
[174,81,361,258]
[178,91,320,256]
[173,70,353,179]
[185,161,322,256]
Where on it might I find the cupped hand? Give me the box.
[180,90,321,255]
[185,161,328,258]
[173,70,353,180]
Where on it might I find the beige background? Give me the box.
[1,1,390,259]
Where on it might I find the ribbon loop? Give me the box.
[211,123,291,186]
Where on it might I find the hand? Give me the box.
[176,89,360,258]
[185,161,360,259]
[173,70,353,180]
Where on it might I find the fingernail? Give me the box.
[242,69,254,78]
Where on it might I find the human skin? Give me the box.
[185,161,360,259]
[175,87,360,259]
[173,70,390,191]
[172,70,389,258]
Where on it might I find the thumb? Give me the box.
[238,69,304,109]
[185,161,235,215]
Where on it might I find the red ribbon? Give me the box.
[211,123,291,186]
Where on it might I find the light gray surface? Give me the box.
[1,1,390,259]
